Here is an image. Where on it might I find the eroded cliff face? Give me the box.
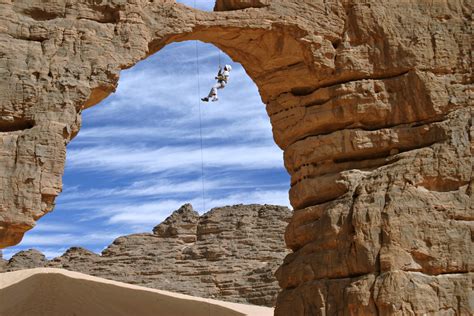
[0,0,472,314]
[2,204,291,307]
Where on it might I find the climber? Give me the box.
[201,64,232,102]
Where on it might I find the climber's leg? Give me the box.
[210,82,226,101]
[202,82,226,102]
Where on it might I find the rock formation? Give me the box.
[0,0,472,314]
[214,0,269,11]
[5,248,47,271]
[0,251,7,271]
[3,204,291,307]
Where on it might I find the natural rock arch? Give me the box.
[0,0,471,314]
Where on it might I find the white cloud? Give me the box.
[2,189,290,259]
[59,178,221,201]
[2,230,128,257]
[77,188,291,226]
[30,222,80,233]
[205,189,292,210]
[73,114,273,145]
[1,248,68,260]
[84,48,264,125]
[5,38,290,260]
[104,200,186,225]
[20,234,77,246]
[18,232,117,247]
[67,144,284,175]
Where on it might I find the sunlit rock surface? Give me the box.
[0,0,472,314]
[5,249,47,271]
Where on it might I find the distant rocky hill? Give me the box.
[1,204,291,307]
[0,254,6,271]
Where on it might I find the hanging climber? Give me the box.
[201,64,232,102]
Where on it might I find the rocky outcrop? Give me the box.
[0,0,472,314]
[214,0,270,11]
[3,204,291,307]
[6,249,47,271]
[0,251,7,271]
[153,203,200,242]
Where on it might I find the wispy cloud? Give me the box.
[86,65,262,122]
[74,115,273,145]
[2,248,69,260]
[29,222,81,233]
[59,178,222,201]
[15,231,122,247]
[79,188,291,226]
[6,38,290,260]
[67,144,283,175]
[1,187,290,260]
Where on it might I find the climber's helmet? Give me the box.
[224,64,232,72]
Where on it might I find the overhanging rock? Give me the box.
[0,0,472,314]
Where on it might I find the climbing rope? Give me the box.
[192,3,211,314]
[193,1,206,214]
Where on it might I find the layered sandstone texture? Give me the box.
[0,0,472,314]
[2,204,291,307]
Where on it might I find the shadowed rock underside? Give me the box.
[0,0,472,314]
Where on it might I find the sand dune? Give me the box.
[0,268,274,316]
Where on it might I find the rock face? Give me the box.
[0,251,7,271]
[3,204,291,307]
[6,248,47,271]
[0,0,472,314]
[214,0,269,11]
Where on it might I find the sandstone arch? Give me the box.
[0,0,472,314]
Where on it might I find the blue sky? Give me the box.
[2,1,290,259]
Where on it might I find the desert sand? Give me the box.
[0,268,274,316]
